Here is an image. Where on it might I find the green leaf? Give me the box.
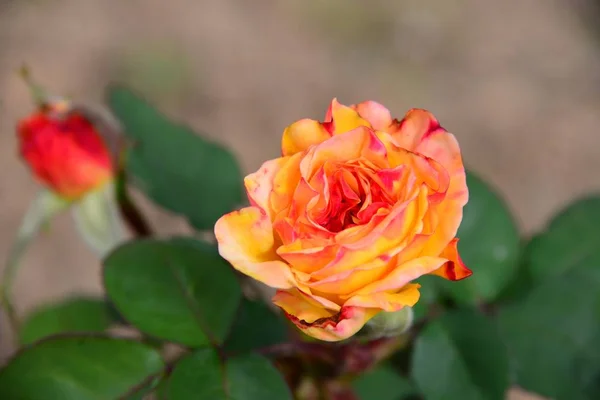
[497,266,600,400]
[411,309,509,400]
[168,349,224,399]
[0,336,164,400]
[71,182,126,258]
[106,86,244,230]
[352,365,416,400]
[526,196,600,282]
[167,348,292,400]
[439,171,521,304]
[123,375,164,400]
[19,297,115,345]
[103,238,242,347]
[226,353,293,400]
[495,239,535,305]
[224,298,289,354]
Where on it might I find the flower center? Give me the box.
[314,165,396,233]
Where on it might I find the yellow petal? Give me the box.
[389,109,468,257]
[270,152,304,216]
[281,303,379,342]
[214,207,296,289]
[325,98,372,135]
[244,158,287,218]
[272,288,340,323]
[344,283,421,312]
[282,119,331,156]
[352,256,447,295]
[312,188,427,281]
[307,258,390,296]
[276,241,338,274]
[299,126,388,180]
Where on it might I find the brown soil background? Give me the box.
[2,1,600,399]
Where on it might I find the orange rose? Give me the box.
[215,99,472,341]
[18,101,113,200]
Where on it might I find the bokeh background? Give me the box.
[2,1,600,398]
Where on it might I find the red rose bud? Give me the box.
[17,102,114,200]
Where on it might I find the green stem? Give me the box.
[1,191,69,342]
[18,65,48,106]
[0,240,29,339]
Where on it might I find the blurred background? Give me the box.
[1,1,600,398]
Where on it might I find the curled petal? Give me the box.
[324,98,371,135]
[389,109,468,257]
[300,126,389,183]
[277,241,338,274]
[419,174,467,257]
[388,109,441,151]
[373,165,409,198]
[352,101,393,131]
[270,152,304,216]
[273,288,340,323]
[344,283,421,312]
[282,304,379,342]
[282,119,331,156]
[352,256,448,295]
[214,207,296,289]
[430,238,473,280]
[244,154,303,219]
[287,176,321,223]
[313,188,427,280]
[244,158,287,217]
[307,257,390,296]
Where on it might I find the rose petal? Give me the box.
[308,234,432,298]
[430,238,473,280]
[282,304,379,342]
[324,98,371,135]
[389,109,441,152]
[344,283,421,312]
[282,118,331,156]
[307,256,391,296]
[311,188,427,281]
[276,241,338,274]
[352,256,448,295]
[214,207,296,289]
[289,174,325,223]
[352,101,393,131]
[273,288,340,323]
[389,109,468,258]
[373,165,409,199]
[300,127,389,180]
[244,158,287,217]
[385,146,450,201]
[270,152,304,216]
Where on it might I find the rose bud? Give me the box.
[17,100,114,200]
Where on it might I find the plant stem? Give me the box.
[0,243,26,339]
[1,191,69,342]
[115,168,153,237]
